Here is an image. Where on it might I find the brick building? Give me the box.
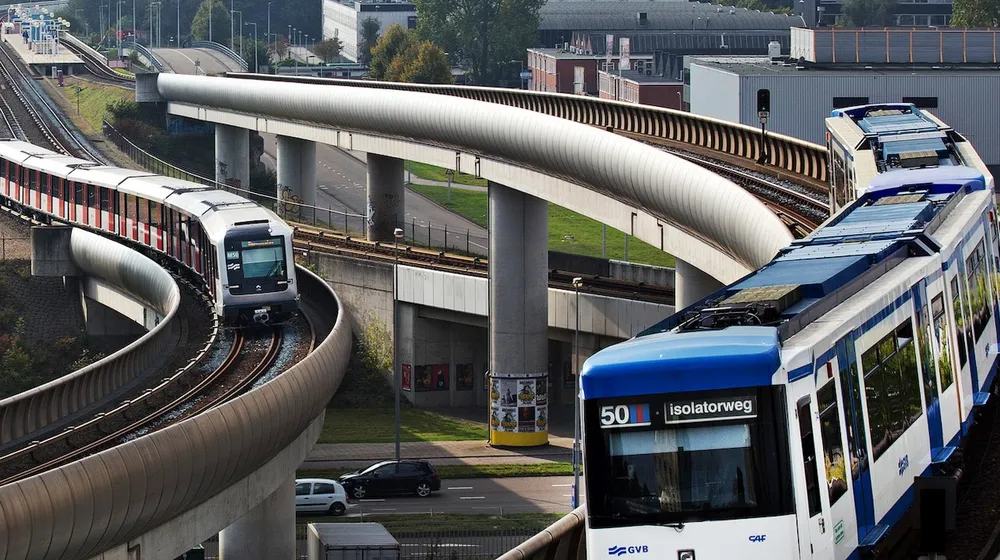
[598,69,683,109]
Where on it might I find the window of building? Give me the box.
[817,376,847,505]
[915,14,930,25]
[903,96,938,109]
[407,16,417,29]
[833,96,869,109]
[897,14,915,25]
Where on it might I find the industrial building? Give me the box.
[687,27,1000,174]
[796,0,953,28]
[598,69,683,109]
[527,47,653,94]
[321,0,417,62]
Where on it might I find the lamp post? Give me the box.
[266,2,271,50]
[509,58,524,89]
[175,0,179,48]
[245,21,257,72]
[572,276,583,509]
[233,10,242,57]
[116,0,124,55]
[393,226,405,461]
[230,0,234,50]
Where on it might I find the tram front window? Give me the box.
[607,424,756,517]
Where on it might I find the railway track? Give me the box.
[293,225,674,304]
[0,40,107,161]
[0,326,284,487]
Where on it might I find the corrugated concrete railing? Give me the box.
[0,228,180,445]
[497,507,586,560]
[229,73,829,185]
[60,32,108,66]
[0,266,352,559]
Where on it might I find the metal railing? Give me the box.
[191,40,248,71]
[61,32,109,66]
[123,38,164,72]
[102,120,490,254]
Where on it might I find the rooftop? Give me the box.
[601,69,679,84]
[691,56,1000,76]
[639,165,988,342]
[529,47,653,60]
[539,0,803,31]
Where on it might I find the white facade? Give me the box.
[321,0,417,62]
[688,57,1000,170]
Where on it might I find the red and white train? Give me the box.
[0,139,298,325]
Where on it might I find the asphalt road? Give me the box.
[259,133,489,253]
[152,48,243,75]
[316,476,584,517]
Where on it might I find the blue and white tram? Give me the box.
[581,165,999,559]
[0,139,298,325]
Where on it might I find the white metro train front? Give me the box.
[581,165,998,560]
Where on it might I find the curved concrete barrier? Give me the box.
[0,266,352,560]
[497,506,586,560]
[0,228,181,445]
[157,74,794,275]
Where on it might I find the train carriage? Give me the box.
[581,165,999,560]
[0,139,297,325]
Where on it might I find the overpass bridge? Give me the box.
[0,67,833,559]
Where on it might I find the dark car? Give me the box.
[338,460,441,499]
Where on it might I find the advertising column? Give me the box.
[490,375,548,446]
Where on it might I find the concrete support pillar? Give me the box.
[487,182,549,447]
[219,476,295,560]
[675,258,725,310]
[276,135,317,223]
[366,154,405,242]
[215,124,250,193]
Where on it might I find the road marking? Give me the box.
[459,496,486,500]
[551,484,572,487]
[448,486,473,490]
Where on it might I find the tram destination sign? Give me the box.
[664,395,757,425]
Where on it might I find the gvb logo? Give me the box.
[608,545,649,557]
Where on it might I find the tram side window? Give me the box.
[149,201,160,227]
[916,303,938,407]
[797,398,822,517]
[951,277,969,368]
[862,320,924,462]
[837,350,867,479]
[817,377,847,505]
[39,173,49,197]
[87,185,96,209]
[965,239,992,341]
[932,294,955,390]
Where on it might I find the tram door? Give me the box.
[797,395,831,558]
[836,337,876,545]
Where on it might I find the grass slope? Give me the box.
[409,184,676,267]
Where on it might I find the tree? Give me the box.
[369,24,414,80]
[389,41,454,83]
[191,0,231,43]
[952,0,1000,26]
[359,17,381,65]
[840,0,895,26]
[314,38,343,63]
[413,0,543,85]
[241,38,269,72]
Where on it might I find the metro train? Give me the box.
[581,163,1000,559]
[825,103,991,214]
[0,139,298,325]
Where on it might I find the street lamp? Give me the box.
[245,21,257,72]
[266,2,271,50]
[393,226,405,461]
[232,10,242,57]
[509,58,525,89]
[572,276,583,509]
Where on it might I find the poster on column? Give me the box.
[536,378,548,406]
[402,364,411,391]
[491,378,520,433]
[517,379,537,432]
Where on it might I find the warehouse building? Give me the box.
[687,27,1000,172]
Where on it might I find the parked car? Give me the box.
[338,460,441,499]
[295,478,350,516]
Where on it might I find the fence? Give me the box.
[101,121,490,254]
[293,515,552,560]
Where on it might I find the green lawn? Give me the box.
[47,77,134,134]
[319,407,488,444]
[409,184,676,267]
[299,462,575,480]
[407,161,487,187]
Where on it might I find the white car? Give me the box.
[295,478,350,516]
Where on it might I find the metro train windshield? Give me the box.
[241,245,285,278]
[584,387,793,527]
